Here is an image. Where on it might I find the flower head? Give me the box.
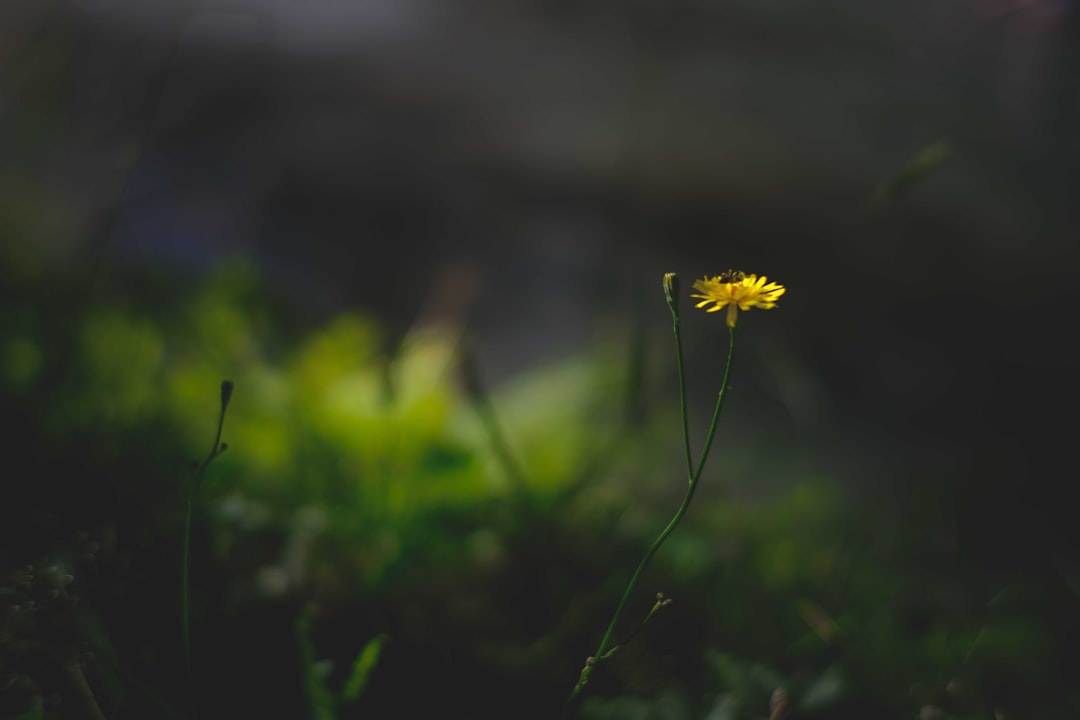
[691,270,786,327]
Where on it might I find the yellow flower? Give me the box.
[691,270,786,327]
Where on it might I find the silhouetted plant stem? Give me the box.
[182,380,233,718]
[461,349,529,491]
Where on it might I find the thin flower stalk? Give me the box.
[182,380,233,717]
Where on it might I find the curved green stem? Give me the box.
[568,324,738,709]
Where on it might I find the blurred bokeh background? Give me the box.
[3,1,1080,718]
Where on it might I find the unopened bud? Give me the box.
[663,273,680,314]
[220,380,234,410]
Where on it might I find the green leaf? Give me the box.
[341,634,387,702]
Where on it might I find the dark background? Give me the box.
[3,1,1080,719]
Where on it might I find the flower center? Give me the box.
[718,269,747,284]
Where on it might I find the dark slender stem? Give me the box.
[461,350,528,491]
[182,382,233,719]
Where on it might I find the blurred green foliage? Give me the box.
[2,255,1078,720]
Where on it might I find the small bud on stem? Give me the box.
[220,380,234,411]
[663,273,680,316]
